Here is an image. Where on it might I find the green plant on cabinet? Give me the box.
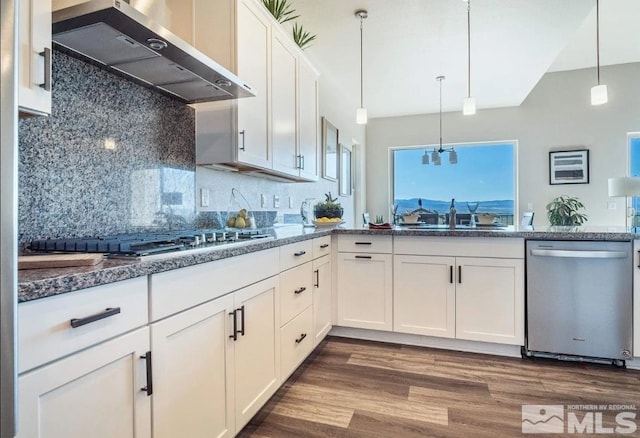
[546,196,588,226]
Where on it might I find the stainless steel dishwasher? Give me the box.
[525,240,633,364]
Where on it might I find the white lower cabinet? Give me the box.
[455,257,524,345]
[233,277,280,431]
[18,328,151,438]
[393,255,456,338]
[280,306,313,379]
[393,237,525,346]
[312,254,332,345]
[337,252,393,331]
[151,295,235,438]
[151,276,280,437]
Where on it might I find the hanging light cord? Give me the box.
[467,0,471,98]
[438,77,443,152]
[596,0,600,85]
[360,15,364,108]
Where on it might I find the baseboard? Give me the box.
[328,326,522,358]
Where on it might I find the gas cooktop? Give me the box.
[29,229,273,258]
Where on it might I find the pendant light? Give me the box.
[462,0,476,115]
[355,10,368,124]
[422,76,457,166]
[591,0,607,105]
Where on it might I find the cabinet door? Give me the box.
[271,30,298,177]
[151,294,235,438]
[19,0,52,115]
[455,257,524,345]
[297,56,319,181]
[236,0,271,168]
[233,276,280,432]
[312,255,332,345]
[18,328,151,438]
[337,253,393,331]
[393,255,456,338]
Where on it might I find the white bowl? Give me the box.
[476,213,498,225]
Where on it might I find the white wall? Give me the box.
[366,62,640,227]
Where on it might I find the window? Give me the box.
[628,133,640,227]
[391,142,516,224]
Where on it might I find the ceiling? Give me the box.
[289,0,640,118]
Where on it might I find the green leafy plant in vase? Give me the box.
[314,192,343,222]
[546,196,588,227]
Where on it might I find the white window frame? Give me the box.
[388,140,519,223]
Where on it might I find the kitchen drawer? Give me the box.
[280,262,313,325]
[151,248,279,321]
[279,240,313,271]
[18,276,148,373]
[337,234,392,254]
[394,236,524,259]
[280,306,313,380]
[312,235,332,259]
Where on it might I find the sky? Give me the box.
[393,143,515,202]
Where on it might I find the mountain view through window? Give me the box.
[392,142,516,224]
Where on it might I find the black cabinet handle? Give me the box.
[320,244,329,249]
[294,251,306,257]
[354,242,372,245]
[295,333,307,344]
[449,266,453,284]
[294,286,307,295]
[70,307,121,328]
[239,130,246,151]
[355,255,371,259]
[314,269,320,287]
[229,310,238,341]
[140,351,153,396]
[238,305,245,337]
[458,265,462,284]
[38,48,51,92]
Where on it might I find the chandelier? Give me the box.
[422,76,457,166]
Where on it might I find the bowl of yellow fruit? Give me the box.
[313,217,345,228]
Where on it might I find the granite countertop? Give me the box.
[19,224,638,303]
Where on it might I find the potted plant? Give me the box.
[314,192,343,219]
[546,196,588,226]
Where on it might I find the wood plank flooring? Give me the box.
[238,336,640,437]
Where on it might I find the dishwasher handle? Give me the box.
[530,249,628,259]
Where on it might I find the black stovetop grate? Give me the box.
[29,229,270,256]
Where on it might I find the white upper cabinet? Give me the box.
[271,28,299,177]
[194,0,319,182]
[297,56,319,181]
[19,0,52,116]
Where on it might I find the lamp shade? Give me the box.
[591,84,608,105]
[463,97,476,115]
[608,177,640,197]
[356,107,368,124]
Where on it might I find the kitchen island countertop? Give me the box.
[19,224,638,302]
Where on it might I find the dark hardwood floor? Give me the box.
[238,336,640,437]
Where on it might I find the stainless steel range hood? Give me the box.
[52,0,255,103]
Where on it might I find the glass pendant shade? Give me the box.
[463,97,476,115]
[356,107,368,124]
[449,150,458,164]
[432,151,441,166]
[591,84,608,105]
[422,151,429,165]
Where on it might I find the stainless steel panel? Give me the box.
[53,22,159,65]
[526,240,633,360]
[0,0,18,435]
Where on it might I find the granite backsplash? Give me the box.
[18,51,196,248]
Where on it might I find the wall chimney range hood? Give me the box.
[52,0,255,103]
